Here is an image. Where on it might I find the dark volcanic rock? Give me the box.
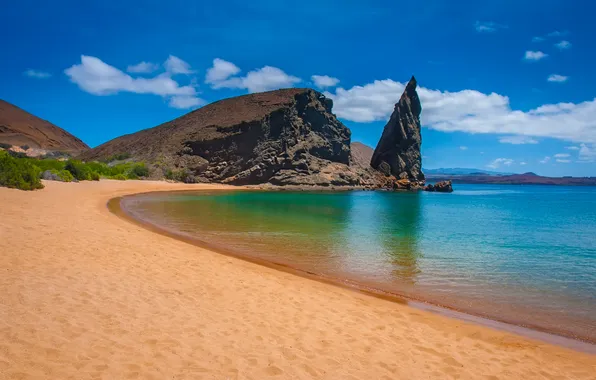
[424,180,453,193]
[80,89,372,186]
[370,76,424,183]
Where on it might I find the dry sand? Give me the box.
[0,180,594,379]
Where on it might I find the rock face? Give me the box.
[424,180,453,193]
[0,99,89,153]
[370,76,424,183]
[80,89,372,186]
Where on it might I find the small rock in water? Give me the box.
[424,180,453,193]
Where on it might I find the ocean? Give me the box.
[121,184,596,343]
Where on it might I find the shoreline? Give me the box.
[1,180,594,379]
[116,190,595,352]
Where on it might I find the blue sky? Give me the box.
[1,0,595,176]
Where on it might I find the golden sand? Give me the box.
[0,180,594,379]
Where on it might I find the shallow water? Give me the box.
[122,184,596,342]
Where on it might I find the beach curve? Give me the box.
[0,180,594,379]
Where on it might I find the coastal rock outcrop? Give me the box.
[424,180,453,193]
[370,76,424,185]
[79,89,373,186]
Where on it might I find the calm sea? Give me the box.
[122,184,596,343]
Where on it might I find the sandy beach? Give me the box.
[0,180,594,379]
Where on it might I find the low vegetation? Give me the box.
[0,150,44,190]
[0,150,151,190]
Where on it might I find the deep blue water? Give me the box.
[124,184,596,342]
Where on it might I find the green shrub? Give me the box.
[130,162,149,178]
[165,168,195,183]
[0,151,43,190]
[65,160,93,181]
[112,173,127,180]
[103,152,131,163]
[90,171,100,181]
[50,169,74,182]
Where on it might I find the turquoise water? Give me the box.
[123,185,596,342]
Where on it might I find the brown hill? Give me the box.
[350,142,375,168]
[80,89,378,186]
[0,100,88,152]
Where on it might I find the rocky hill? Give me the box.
[80,89,377,186]
[0,100,88,152]
[80,81,433,189]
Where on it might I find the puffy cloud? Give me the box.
[164,55,194,74]
[475,21,507,33]
[325,78,596,143]
[311,75,340,89]
[554,40,572,50]
[459,146,468,150]
[520,162,527,165]
[539,156,551,164]
[547,74,569,83]
[126,61,159,74]
[579,144,596,162]
[556,159,571,163]
[206,59,300,93]
[565,146,580,150]
[205,58,241,85]
[65,55,202,109]
[169,95,204,109]
[499,136,538,144]
[24,69,51,78]
[554,153,570,158]
[487,158,514,168]
[524,51,548,61]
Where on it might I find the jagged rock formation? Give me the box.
[0,99,89,152]
[80,89,374,186]
[424,180,453,193]
[370,76,424,184]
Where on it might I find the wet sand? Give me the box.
[0,180,594,379]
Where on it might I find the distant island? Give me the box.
[425,170,596,186]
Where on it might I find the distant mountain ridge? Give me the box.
[424,168,514,176]
[0,99,88,152]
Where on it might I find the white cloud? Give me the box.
[579,143,596,162]
[532,36,545,42]
[164,55,194,75]
[311,75,340,89]
[206,59,300,93]
[24,69,51,79]
[127,61,159,74]
[499,135,538,144]
[520,162,527,165]
[65,55,202,109]
[475,21,507,33]
[205,58,241,85]
[325,78,596,143]
[459,146,468,150]
[556,159,571,163]
[169,95,204,109]
[524,51,548,61]
[565,146,580,150]
[547,74,569,83]
[487,158,514,168]
[554,153,570,158]
[548,31,569,37]
[554,40,572,50]
[539,156,551,164]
